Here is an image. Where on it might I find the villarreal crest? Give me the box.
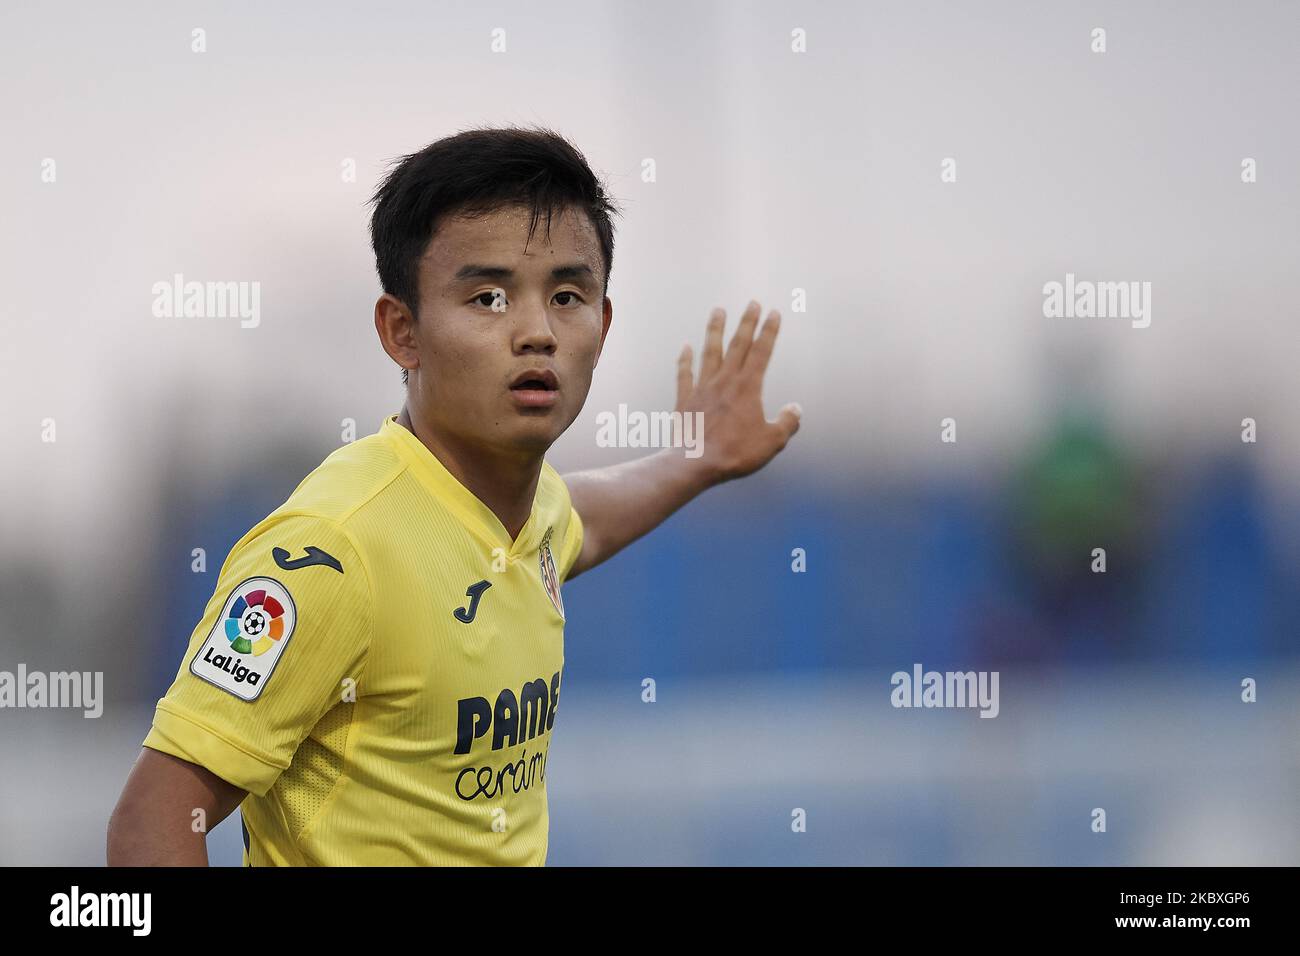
[538,526,564,620]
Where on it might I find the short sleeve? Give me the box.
[143,512,373,796]
[557,504,584,583]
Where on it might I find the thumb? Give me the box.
[773,401,802,441]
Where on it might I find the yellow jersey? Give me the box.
[142,414,583,866]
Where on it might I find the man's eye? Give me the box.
[554,291,583,307]
[473,291,505,308]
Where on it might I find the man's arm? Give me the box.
[565,300,801,579]
[107,747,247,866]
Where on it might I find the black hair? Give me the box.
[368,125,621,385]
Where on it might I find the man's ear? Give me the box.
[593,295,613,368]
[375,293,419,377]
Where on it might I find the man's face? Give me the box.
[408,202,611,459]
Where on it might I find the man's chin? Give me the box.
[501,416,567,457]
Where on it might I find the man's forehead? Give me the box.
[423,204,600,276]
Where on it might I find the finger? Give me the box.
[723,300,762,375]
[675,343,694,411]
[700,307,726,382]
[772,401,803,443]
[744,310,782,384]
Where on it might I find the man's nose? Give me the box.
[512,299,559,352]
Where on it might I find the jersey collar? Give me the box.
[378,415,545,559]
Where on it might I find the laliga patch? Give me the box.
[190,576,297,701]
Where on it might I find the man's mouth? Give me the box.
[508,368,560,408]
[510,368,559,390]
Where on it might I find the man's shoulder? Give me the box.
[266,431,408,536]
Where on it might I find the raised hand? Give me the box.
[675,300,802,485]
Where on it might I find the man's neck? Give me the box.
[396,405,542,542]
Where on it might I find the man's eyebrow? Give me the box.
[451,263,598,284]
[452,264,512,283]
[550,264,597,284]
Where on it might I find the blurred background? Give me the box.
[1,0,1296,865]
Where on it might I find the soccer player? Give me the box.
[107,126,801,866]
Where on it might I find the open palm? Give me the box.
[674,300,802,484]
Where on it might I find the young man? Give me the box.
[108,126,800,866]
